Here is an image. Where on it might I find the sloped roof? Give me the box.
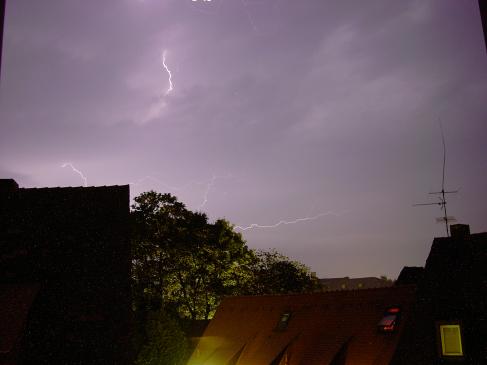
[0,284,40,363]
[395,267,424,286]
[188,286,416,365]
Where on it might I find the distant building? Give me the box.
[319,276,393,291]
[188,224,487,364]
[0,179,132,365]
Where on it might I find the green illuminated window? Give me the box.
[439,324,463,357]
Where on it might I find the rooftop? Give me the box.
[188,286,416,365]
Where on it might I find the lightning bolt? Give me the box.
[234,211,346,231]
[136,50,174,124]
[240,0,259,32]
[196,173,234,209]
[162,50,173,96]
[129,173,232,209]
[61,162,88,187]
[239,0,282,35]
[186,0,222,15]
[197,175,215,209]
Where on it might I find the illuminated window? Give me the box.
[377,307,401,332]
[276,312,291,331]
[439,324,463,357]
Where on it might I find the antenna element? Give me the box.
[413,121,458,236]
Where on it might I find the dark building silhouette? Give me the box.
[480,0,487,52]
[392,224,487,364]
[395,266,424,286]
[0,283,40,365]
[0,179,132,364]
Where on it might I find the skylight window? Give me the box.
[439,324,463,357]
[377,307,401,332]
[276,312,292,331]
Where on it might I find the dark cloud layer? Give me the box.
[1,0,486,278]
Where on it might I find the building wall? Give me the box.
[0,182,132,364]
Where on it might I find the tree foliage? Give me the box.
[134,310,189,365]
[131,191,317,321]
[131,191,255,320]
[249,249,320,294]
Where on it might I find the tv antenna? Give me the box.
[413,121,458,236]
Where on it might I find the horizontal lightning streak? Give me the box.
[61,162,88,187]
[234,211,345,231]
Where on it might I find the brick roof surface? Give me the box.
[188,286,416,365]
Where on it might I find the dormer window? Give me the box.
[377,307,401,332]
[276,312,291,331]
[437,322,464,358]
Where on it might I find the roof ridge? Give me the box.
[222,285,417,300]
[19,184,129,190]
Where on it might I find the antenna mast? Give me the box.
[414,121,458,237]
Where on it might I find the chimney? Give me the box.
[450,224,470,239]
[0,179,19,193]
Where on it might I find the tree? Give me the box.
[135,310,189,365]
[161,218,256,320]
[249,249,320,295]
[131,191,255,320]
[131,191,319,321]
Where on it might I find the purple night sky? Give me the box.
[1,0,486,279]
